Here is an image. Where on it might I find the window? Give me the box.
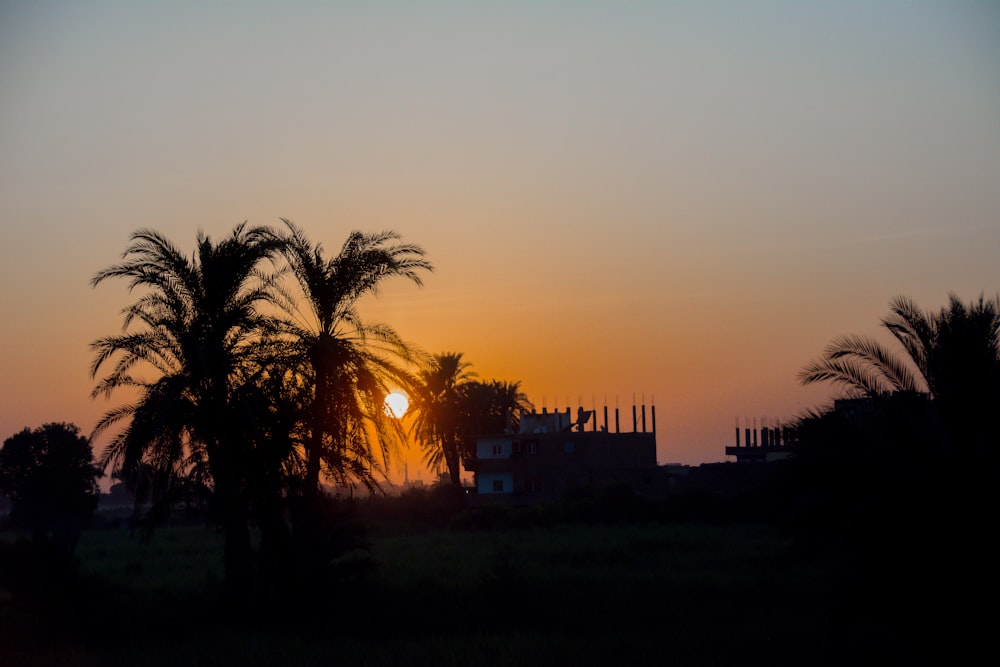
[524,439,538,455]
[526,477,541,493]
[492,479,504,492]
[491,444,503,456]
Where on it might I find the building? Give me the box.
[724,418,796,463]
[464,404,658,504]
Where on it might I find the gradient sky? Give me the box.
[2,1,998,482]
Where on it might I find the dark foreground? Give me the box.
[0,494,984,667]
[0,519,870,667]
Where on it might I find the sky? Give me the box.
[1,1,998,484]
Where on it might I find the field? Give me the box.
[0,515,849,666]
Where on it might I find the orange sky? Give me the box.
[1,2,999,485]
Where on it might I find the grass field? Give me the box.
[1,517,849,666]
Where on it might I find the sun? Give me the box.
[383,389,409,418]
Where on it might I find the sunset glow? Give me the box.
[384,390,409,419]
[1,2,998,486]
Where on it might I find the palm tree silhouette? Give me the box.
[460,380,534,438]
[410,354,533,486]
[796,293,1000,645]
[272,219,432,495]
[800,292,1000,459]
[410,352,476,486]
[799,295,930,397]
[90,224,284,593]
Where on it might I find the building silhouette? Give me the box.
[465,404,657,504]
[725,417,795,463]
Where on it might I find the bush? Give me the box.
[0,422,100,555]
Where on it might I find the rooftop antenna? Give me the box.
[632,392,638,433]
[615,394,620,433]
[641,392,647,433]
[651,393,656,435]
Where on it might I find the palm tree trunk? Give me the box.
[257,495,293,598]
[305,432,322,496]
[213,444,254,599]
[444,437,461,486]
[305,353,331,497]
[304,403,325,498]
[209,388,255,600]
[222,497,254,598]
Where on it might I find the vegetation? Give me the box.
[0,422,100,556]
[798,292,1000,462]
[87,222,436,597]
[272,219,431,495]
[85,221,536,603]
[792,292,999,660]
[90,223,287,595]
[410,352,532,485]
[409,352,477,485]
[1,503,840,667]
[6,224,991,662]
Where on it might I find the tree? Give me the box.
[798,295,929,398]
[90,224,285,594]
[410,355,533,487]
[271,219,432,495]
[410,352,476,486]
[458,380,533,444]
[0,423,100,554]
[798,292,1000,460]
[799,293,1000,399]
[794,293,1000,654]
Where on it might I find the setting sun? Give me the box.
[384,390,409,419]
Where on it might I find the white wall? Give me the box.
[477,472,514,494]
[476,436,513,459]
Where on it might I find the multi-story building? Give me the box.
[464,405,658,503]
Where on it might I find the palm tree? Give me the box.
[799,294,998,396]
[799,292,1000,458]
[459,380,534,440]
[920,294,1000,459]
[798,295,929,398]
[410,352,476,486]
[90,224,284,593]
[796,294,1000,649]
[271,219,432,496]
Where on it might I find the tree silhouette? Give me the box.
[795,293,1000,654]
[799,292,1000,461]
[410,352,477,485]
[459,379,534,443]
[271,219,432,494]
[798,295,930,397]
[799,293,999,398]
[410,355,533,486]
[0,423,100,555]
[90,224,285,594]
